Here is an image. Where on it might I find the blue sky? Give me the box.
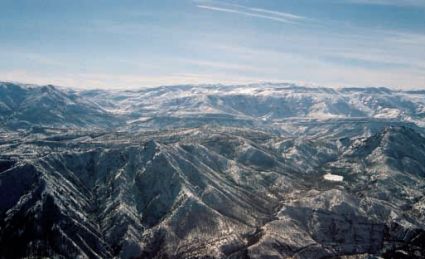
[0,0,424,89]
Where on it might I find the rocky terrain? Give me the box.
[0,82,424,258]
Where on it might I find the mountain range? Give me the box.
[0,82,424,258]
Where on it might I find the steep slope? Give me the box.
[0,125,424,258]
[252,125,425,258]
[0,128,284,258]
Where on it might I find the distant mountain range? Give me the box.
[1,82,425,130]
[0,82,424,258]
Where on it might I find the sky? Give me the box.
[0,0,424,89]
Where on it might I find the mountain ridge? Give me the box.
[2,81,425,131]
[0,81,424,258]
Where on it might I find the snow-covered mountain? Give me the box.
[2,82,425,130]
[0,82,424,258]
[79,83,425,129]
[0,82,119,129]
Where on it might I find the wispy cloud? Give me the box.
[0,69,274,89]
[345,0,425,7]
[248,8,305,20]
[195,1,305,24]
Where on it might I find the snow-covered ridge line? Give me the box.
[0,80,415,92]
[1,81,425,131]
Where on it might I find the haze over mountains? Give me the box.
[0,82,424,258]
[2,82,425,130]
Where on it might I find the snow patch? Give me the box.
[323,173,344,182]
